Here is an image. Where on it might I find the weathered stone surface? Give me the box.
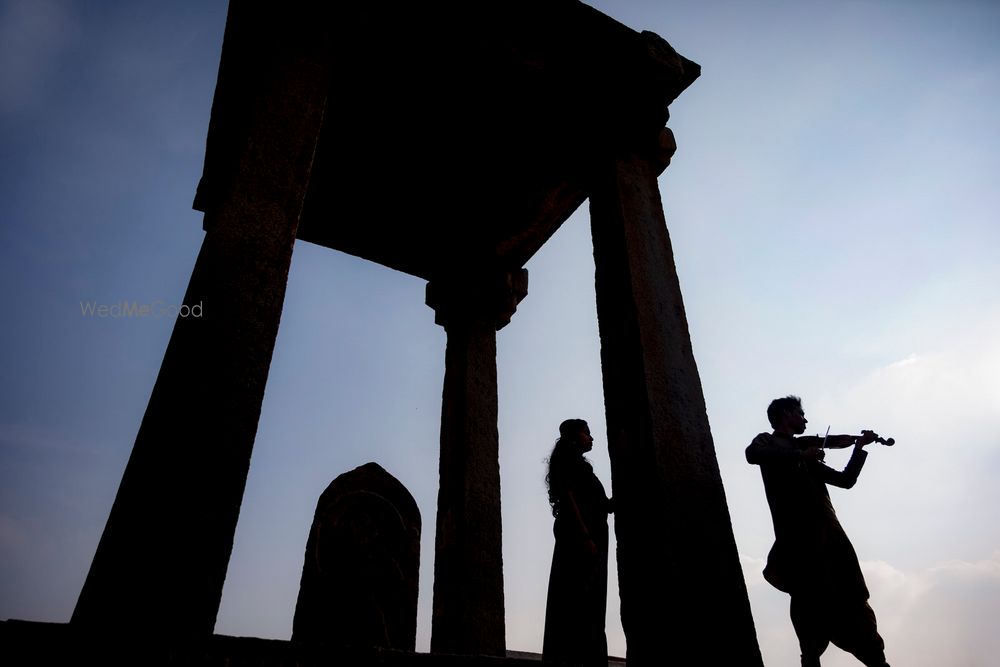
[292,463,421,651]
[425,271,526,657]
[1,619,557,666]
[589,145,763,665]
[69,0,757,660]
[198,2,699,282]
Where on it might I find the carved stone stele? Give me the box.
[292,462,421,651]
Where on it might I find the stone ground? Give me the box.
[1,620,627,666]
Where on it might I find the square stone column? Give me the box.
[589,130,763,664]
[71,21,330,635]
[426,270,527,656]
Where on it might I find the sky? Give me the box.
[1,0,998,665]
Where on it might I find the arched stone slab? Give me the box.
[292,462,421,651]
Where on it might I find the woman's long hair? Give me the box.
[545,419,589,518]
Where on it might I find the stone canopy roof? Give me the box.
[193,0,699,281]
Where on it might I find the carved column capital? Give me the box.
[425,269,528,331]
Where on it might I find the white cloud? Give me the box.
[885,353,919,371]
[812,309,1000,482]
[865,555,1000,667]
[743,554,1000,667]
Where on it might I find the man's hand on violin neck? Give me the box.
[857,430,879,446]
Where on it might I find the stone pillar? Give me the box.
[425,270,527,656]
[589,129,763,664]
[71,30,330,635]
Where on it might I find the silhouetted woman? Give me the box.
[543,418,613,666]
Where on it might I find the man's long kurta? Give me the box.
[746,433,869,599]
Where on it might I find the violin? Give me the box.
[816,428,895,450]
[859,429,895,446]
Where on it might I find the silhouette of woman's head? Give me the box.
[558,419,590,449]
[546,419,592,516]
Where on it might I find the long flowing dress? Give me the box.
[542,455,611,666]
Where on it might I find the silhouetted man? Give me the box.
[747,395,889,667]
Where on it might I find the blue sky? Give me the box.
[2,1,999,664]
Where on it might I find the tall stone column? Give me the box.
[71,41,330,634]
[426,270,527,656]
[589,129,763,664]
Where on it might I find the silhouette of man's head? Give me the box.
[767,395,805,431]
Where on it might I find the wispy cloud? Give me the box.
[863,555,1000,667]
[0,421,86,455]
[741,554,1000,666]
[0,0,78,115]
[0,513,28,552]
[816,309,1000,445]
